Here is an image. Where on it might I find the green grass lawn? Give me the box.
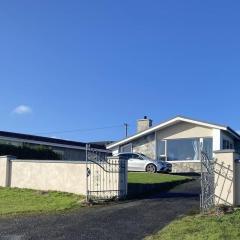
[145,210,240,240]
[128,172,190,184]
[127,172,192,198]
[0,173,190,217]
[0,187,84,216]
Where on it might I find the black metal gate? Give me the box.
[86,145,127,202]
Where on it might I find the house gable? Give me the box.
[156,122,213,140]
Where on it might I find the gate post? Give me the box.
[0,155,15,187]
[85,144,90,202]
[214,150,237,206]
[235,158,240,205]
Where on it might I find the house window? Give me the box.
[223,140,229,149]
[202,138,213,160]
[120,143,132,153]
[222,139,234,150]
[167,138,200,161]
[158,140,166,155]
[157,140,167,161]
[157,137,213,161]
[222,139,234,149]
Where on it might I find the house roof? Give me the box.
[0,130,107,150]
[89,141,115,147]
[107,116,240,149]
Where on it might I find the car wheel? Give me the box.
[146,164,157,173]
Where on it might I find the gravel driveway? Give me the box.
[0,179,200,240]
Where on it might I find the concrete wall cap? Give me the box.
[0,155,16,159]
[214,149,236,154]
[11,159,87,164]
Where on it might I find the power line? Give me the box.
[34,124,126,135]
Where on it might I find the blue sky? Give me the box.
[0,1,240,142]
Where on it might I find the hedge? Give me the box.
[0,144,61,160]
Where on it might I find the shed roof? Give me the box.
[0,130,106,150]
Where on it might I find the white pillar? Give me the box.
[214,150,237,206]
[0,155,15,187]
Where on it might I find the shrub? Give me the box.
[215,204,234,215]
[0,143,61,160]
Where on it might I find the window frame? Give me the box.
[157,140,167,161]
[166,137,200,162]
[120,143,133,153]
[156,137,213,162]
[222,139,234,150]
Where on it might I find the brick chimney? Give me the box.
[137,116,153,133]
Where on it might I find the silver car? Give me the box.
[118,152,172,173]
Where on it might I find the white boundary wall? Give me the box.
[0,155,127,197]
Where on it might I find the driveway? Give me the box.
[0,179,200,240]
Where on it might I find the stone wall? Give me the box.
[131,133,155,159]
[170,161,201,173]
